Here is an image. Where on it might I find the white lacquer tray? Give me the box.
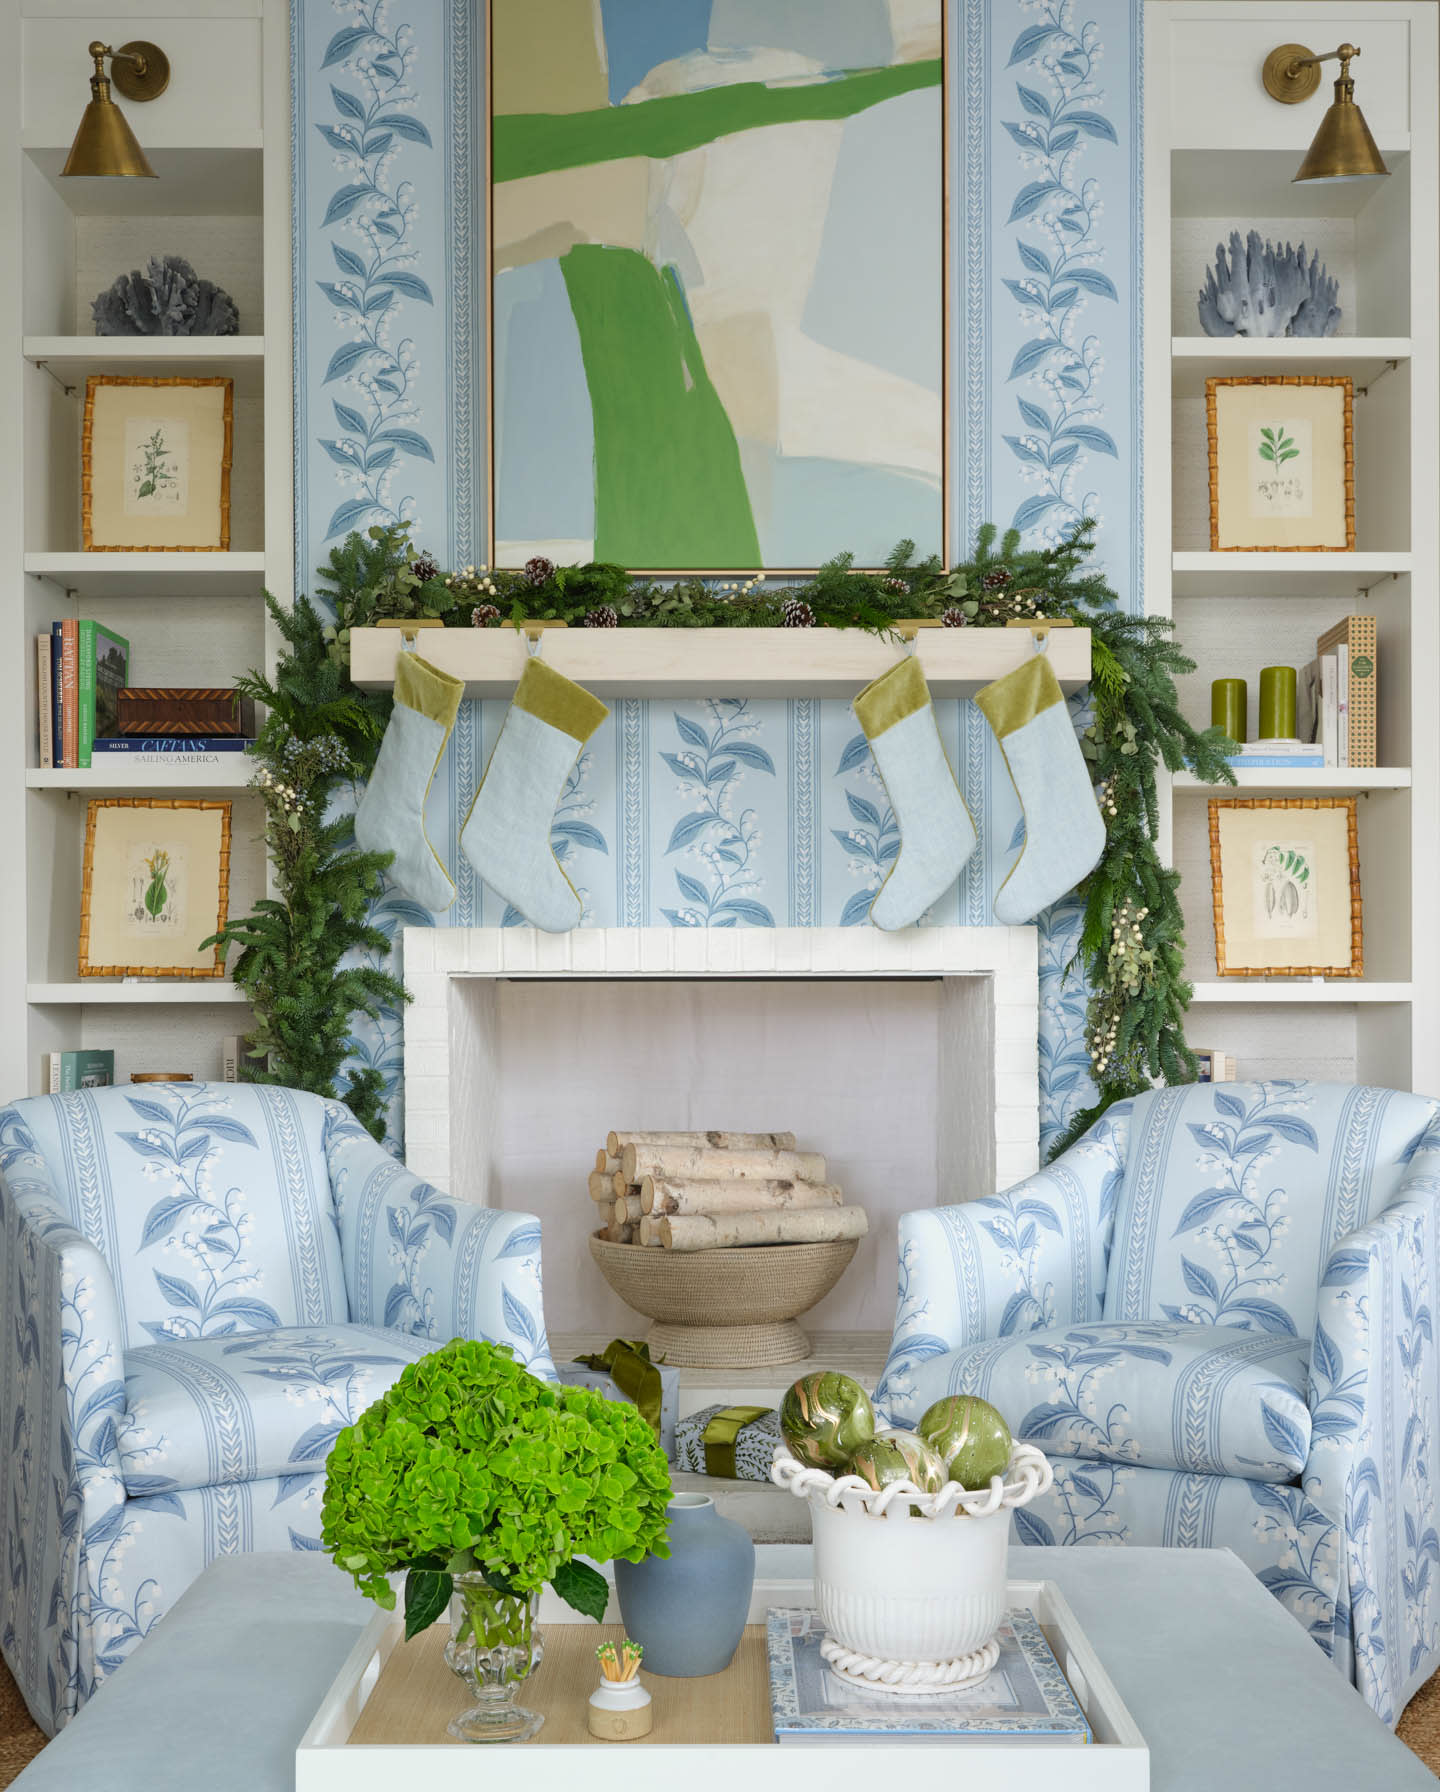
[297,1566,1148,1789]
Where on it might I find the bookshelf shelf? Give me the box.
[1148,2,1437,1092]
[1189,983,1413,1007]
[27,984,251,1007]
[26,764,255,795]
[1170,553,1412,599]
[24,552,267,601]
[1170,338,1411,399]
[24,338,265,395]
[1173,769,1412,795]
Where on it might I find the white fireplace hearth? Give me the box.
[401,927,1039,1336]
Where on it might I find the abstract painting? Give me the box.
[487,0,947,570]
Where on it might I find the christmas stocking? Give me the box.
[354,651,464,913]
[975,642,1105,925]
[852,655,977,930]
[460,657,608,932]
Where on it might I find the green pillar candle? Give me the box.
[1211,679,1246,744]
[1259,665,1298,740]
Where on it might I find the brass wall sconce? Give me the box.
[61,39,171,179]
[1262,42,1388,184]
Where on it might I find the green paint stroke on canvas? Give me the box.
[560,245,760,568]
[493,60,942,183]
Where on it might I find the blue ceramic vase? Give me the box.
[614,1492,755,1677]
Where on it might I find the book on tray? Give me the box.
[767,1609,1091,1744]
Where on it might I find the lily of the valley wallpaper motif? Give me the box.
[293,0,1141,1150]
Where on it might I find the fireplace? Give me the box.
[401,927,1039,1335]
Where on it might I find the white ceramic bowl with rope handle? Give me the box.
[772,1441,1053,1682]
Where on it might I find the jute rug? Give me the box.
[0,1647,1437,1781]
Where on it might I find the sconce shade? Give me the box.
[62,77,157,178]
[1293,80,1389,183]
[61,42,169,179]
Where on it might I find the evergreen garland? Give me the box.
[222,520,1232,1148]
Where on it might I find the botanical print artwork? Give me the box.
[488,0,946,570]
[123,417,189,515]
[1251,417,1310,518]
[125,843,186,935]
[1255,841,1315,938]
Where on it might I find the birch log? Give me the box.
[641,1176,843,1216]
[659,1207,869,1251]
[612,1192,644,1225]
[594,1151,621,1175]
[588,1171,617,1204]
[621,1143,826,1185]
[638,1215,665,1247]
[607,1129,797,1158]
[605,1220,635,1244]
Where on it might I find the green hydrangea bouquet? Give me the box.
[322,1338,672,1640]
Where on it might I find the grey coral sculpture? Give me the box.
[1197,231,1340,338]
[91,255,239,337]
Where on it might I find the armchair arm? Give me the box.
[324,1106,556,1379]
[876,1102,1130,1424]
[1304,1168,1440,1721]
[1,1115,129,1722]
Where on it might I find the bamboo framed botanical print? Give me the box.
[1206,375,1354,551]
[79,799,232,978]
[82,376,233,551]
[1209,797,1362,977]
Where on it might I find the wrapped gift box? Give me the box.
[673,1403,783,1480]
[555,1358,679,1461]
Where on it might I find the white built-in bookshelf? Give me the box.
[0,1,292,1096]
[1146,1,1439,1090]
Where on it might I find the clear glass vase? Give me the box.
[446,1573,545,1743]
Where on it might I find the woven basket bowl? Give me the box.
[588,1231,859,1368]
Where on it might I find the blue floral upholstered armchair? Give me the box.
[0,1083,555,1734]
[877,1081,1440,1725]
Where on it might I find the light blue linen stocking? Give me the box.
[852,655,978,931]
[976,645,1105,925]
[354,650,464,913]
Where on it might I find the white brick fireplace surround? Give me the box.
[401,928,1039,1334]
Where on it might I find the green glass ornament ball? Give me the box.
[848,1431,946,1494]
[917,1395,1013,1489]
[780,1371,876,1470]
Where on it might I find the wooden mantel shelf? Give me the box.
[349,625,1092,700]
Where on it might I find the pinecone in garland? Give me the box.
[781,597,815,628]
[410,552,440,584]
[941,606,969,628]
[982,568,1012,590]
[524,555,555,587]
[882,576,908,595]
[471,603,502,627]
[584,605,620,628]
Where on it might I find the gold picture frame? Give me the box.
[1209,797,1362,978]
[82,375,233,551]
[79,799,232,979]
[1206,375,1354,552]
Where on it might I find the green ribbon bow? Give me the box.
[571,1339,665,1441]
[701,1405,774,1479]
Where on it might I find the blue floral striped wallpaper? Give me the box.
[291,0,1142,1151]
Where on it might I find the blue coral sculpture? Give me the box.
[1197,231,1340,338]
[91,255,240,336]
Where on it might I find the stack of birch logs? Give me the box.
[587,1130,868,1252]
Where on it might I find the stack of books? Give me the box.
[1194,1048,1238,1083]
[34,644,256,769]
[766,1608,1091,1745]
[1225,739,1325,771]
[40,1049,114,1093]
[1299,615,1377,769]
